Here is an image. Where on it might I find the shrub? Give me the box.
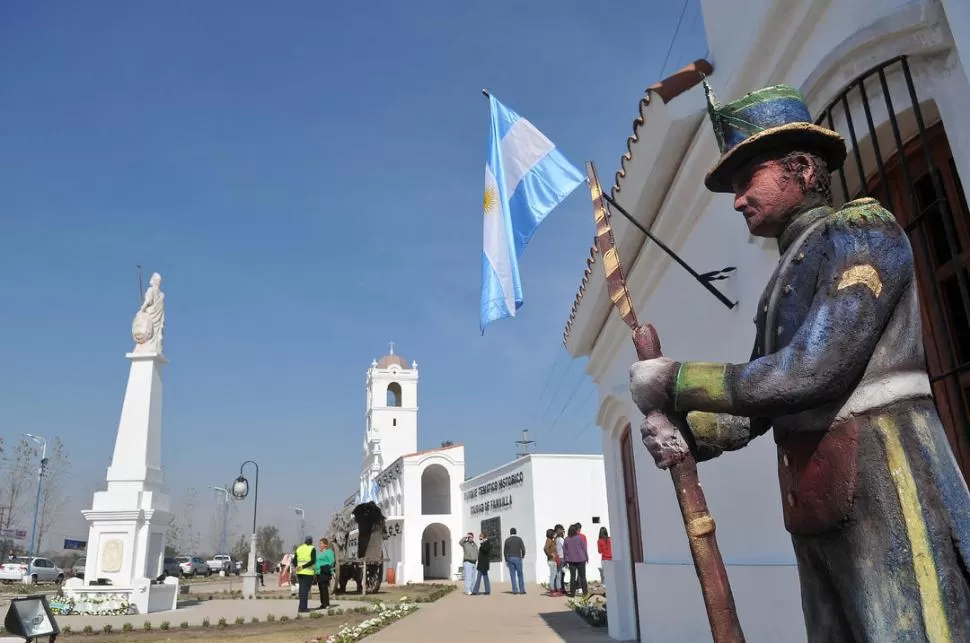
[180,621,189,629]
[267,613,276,622]
[235,616,245,625]
[143,621,152,630]
[250,616,259,624]
[61,626,72,635]
[83,625,94,634]
[160,621,170,630]
[202,617,210,627]
[102,624,113,634]
[217,617,228,628]
[279,615,290,622]
[122,623,133,632]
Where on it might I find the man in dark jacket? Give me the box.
[630,81,970,641]
[503,527,526,594]
[472,533,492,595]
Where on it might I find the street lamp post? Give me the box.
[290,506,305,543]
[231,461,259,598]
[23,434,47,570]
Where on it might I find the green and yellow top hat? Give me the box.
[703,81,847,193]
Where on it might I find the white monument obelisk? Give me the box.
[82,272,173,589]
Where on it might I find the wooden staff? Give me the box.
[587,161,744,642]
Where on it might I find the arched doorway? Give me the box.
[620,423,642,641]
[420,523,451,580]
[421,464,451,514]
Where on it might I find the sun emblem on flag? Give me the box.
[483,186,498,216]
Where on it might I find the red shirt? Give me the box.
[598,537,612,560]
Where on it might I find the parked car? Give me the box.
[205,554,237,575]
[162,557,181,578]
[0,557,64,584]
[176,555,208,577]
[72,557,86,579]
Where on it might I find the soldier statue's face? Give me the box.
[731,155,817,238]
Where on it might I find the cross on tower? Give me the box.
[388,340,395,355]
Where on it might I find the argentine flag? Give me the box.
[481,94,585,333]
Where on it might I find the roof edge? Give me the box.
[562,59,713,349]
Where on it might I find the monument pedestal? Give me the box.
[75,351,176,614]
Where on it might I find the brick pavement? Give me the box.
[367,582,611,642]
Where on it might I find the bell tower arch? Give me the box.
[364,342,419,471]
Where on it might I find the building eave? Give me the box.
[563,59,714,357]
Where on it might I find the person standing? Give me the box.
[554,524,566,592]
[294,536,317,613]
[503,527,526,595]
[597,527,612,587]
[472,533,492,595]
[563,524,588,597]
[315,538,335,609]
[459,532,478,595]
[256,556,265,587]
[543,529,562,596]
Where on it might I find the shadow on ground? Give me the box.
[538,610,611,642]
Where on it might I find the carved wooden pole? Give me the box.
[587,161,744,643]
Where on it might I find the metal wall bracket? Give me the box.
[603,193,738,310]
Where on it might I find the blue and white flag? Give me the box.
[481,94,585,333]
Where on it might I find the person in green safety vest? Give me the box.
[294,536,316,613]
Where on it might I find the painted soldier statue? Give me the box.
[629,82,970,640]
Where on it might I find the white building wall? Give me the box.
[530,455,610,584]
[566,1,970,641]
[461,454,610,586]
[397,449,464,585]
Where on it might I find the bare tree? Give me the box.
[0,438,37,557]
[36,438,71,553]
[166,487,202,555]
[180,488,201,554]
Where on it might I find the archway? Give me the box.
[421,464,451,514]
[420,523,451,580]
[386,382,402,407]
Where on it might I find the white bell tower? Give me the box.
[363,342,418,478]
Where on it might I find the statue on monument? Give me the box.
[629,82,970,640]
[132,272,165,354]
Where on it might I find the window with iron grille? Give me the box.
[815,55,970,477]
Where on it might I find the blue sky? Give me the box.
[0,1,707,550]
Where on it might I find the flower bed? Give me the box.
[49,592,136,616]
[567,594,607,627]
[311,597,418,642]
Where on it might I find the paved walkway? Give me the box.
[368,582,610,643]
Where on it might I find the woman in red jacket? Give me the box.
[597,527,612,585]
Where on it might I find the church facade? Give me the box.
[347,346,465,585]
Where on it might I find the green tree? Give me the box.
[230,534,250,563]
[256,525,284,563]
